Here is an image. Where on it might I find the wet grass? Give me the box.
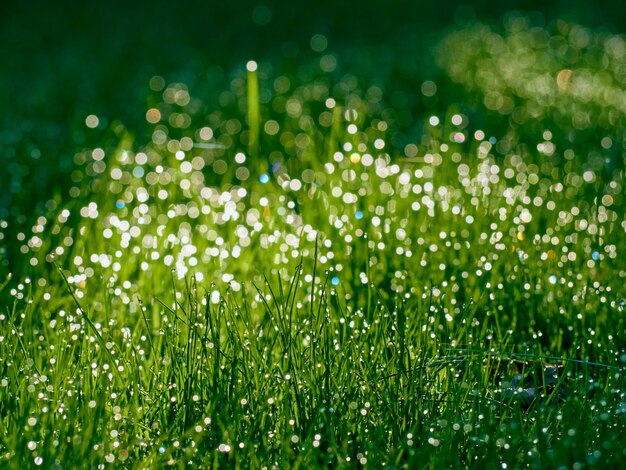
[1,14,625,468]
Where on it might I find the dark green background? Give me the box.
[1,0,624,217]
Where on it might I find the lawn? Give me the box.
[1,4,625,468]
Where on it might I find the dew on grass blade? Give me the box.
[85,114,99,128]
[4,16,626,467]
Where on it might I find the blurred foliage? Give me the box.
[1,0,624,213]
[438,15,626,175]
[1,1,625,275]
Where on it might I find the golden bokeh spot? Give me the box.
[556,69,573,90]
[146,108,161,124]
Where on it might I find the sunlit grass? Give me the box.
[0,14,625,468]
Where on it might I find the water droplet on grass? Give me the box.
[453,132,466,143]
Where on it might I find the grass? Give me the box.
[1,15,625,468]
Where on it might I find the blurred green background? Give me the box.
[1,0,624,220]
